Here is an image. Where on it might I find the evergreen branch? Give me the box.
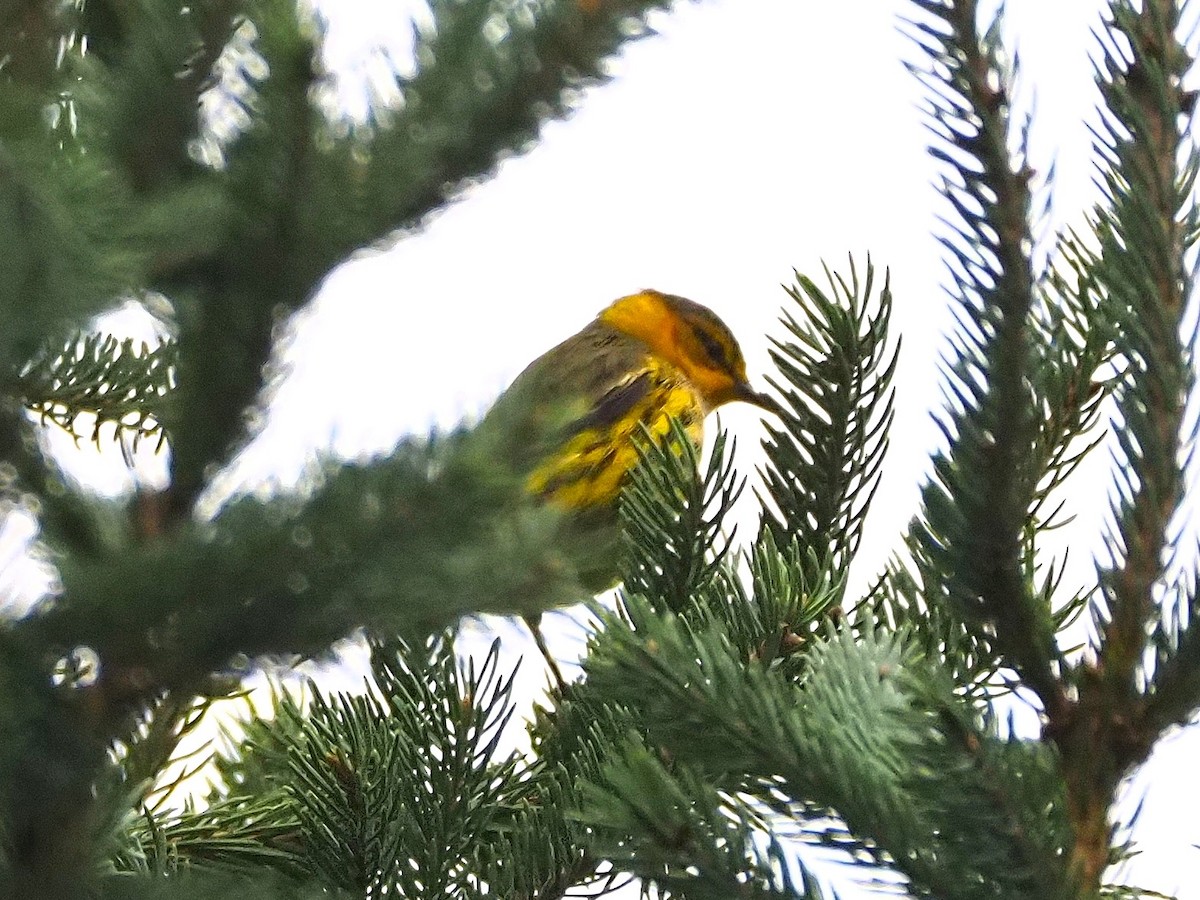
[1053,2,1198,885]
[98,685,263,884]
[64,0,239,283]
[862,532,999,693]
[0,629,108,898]
[0,3,203,554]
[0,142,146,377]
[619,421,744,612]
[290,639,527,894]
[757,259,897,594]
[160,0,321,521]
[106,865,335,899]
[75,0,241,192]
[0,399,133,557]
[903,0,1068,720]
[27,420,584,705]
[896,671,1080,900]
[117,794,304,877]
[348,0,675,254]
[618,417,840,677]
[527,676,656,896]
[155,0,680,522]
[197,0,680,293]
[1139,563,1200,735]
[735,531,842,680]
[584,604,1078,900]
[1029,232,1113,531]
[873,17,1109,721]
[19,333,176,449]
[580,739,832,899]
[1087,0,1195,721]
[992,232,1114,669]
[0,1,69,100]
[0,3,230,385]
[106,690,225,816]
[205,687,304,803]
[122,637,595,897]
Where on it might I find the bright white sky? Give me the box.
[7,0,1200,896]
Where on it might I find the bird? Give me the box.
[475,289,772,686]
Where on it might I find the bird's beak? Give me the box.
[734,382,778,413]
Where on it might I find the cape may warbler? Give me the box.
[477,289,771,680]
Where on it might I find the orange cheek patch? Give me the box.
[601,294,732,408]
[694,373,738,406]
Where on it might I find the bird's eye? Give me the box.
[694,327,731,370]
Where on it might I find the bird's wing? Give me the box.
[472,320,705,511]
[517,327,704,509]
[561,369,654,437]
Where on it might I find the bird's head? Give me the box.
[598,289,773,412]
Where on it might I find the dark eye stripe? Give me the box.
[695,327,730,369]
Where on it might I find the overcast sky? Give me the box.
[10,0,1200,896]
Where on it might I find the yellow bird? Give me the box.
[477,289,771,682]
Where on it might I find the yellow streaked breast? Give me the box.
[527,360,705,511]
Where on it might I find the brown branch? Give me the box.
[1050,0,1191,889]
[923,0,1073,724]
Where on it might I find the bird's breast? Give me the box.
[527,358,706,511]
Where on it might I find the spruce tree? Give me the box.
[0,0,1197,898]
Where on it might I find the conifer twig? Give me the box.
[1055,0,1195,886]
[906,0,1069,721]
[78,0,242,192]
